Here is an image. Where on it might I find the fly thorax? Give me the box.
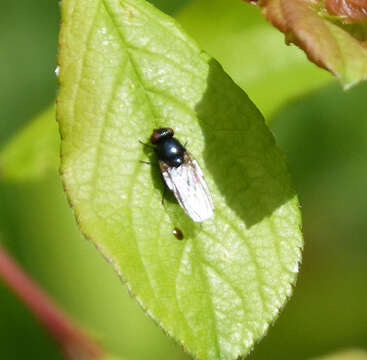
[156,138,185,167]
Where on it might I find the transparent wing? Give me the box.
[161,157,214,222]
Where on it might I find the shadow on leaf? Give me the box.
[196,59,297,228]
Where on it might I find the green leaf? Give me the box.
[0,105,59,182]
[176,0,332,118]
[98,355,127,360]
[248,0,367,89]
[312,349,367,360]
[57,0,302,359]
[147,0,189,15]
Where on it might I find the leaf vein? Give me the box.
[120,0,199,53]
[90,55,129,198]
[127,44,205,79]
[215,209,266,315]
[174,241,196,341]
[69,2,101,138]
[102,0,159,127]
[191,240,221,359]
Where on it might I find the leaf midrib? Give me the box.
[100,3,228,356]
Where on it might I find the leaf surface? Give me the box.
[57,0,303,359]
[0,106,59,182]
[312,349,367,360]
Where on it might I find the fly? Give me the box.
[148,128,214,222]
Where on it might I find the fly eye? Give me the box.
[150,131,161,144]
[150,128,174,144]
[165,128,174,137]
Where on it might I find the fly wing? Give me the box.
[160,156,214,222]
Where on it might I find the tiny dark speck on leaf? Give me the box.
[172,227,184,240]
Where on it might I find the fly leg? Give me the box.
[139,140,155,165]
[161,186,167,205]
[139,160,153,165]
[139,140,155,149]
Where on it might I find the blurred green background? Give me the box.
[0,0,366,360]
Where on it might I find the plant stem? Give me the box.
[0,244,104,360]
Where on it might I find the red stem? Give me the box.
[0,244,104,360]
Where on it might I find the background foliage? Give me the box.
[0,0,366,359]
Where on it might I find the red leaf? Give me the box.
[325,0,367,23]
[249,0,367,88]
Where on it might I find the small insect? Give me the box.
[172,227,184,240]
[149,128,214,222]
